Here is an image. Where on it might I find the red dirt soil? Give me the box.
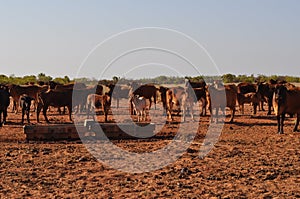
[0,100,300,198]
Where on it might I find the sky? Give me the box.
[0,0,299,79]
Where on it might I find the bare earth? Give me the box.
[0,100,300,198]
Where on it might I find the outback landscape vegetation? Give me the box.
[1,73,300,85]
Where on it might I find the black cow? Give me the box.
[256,82,275,115]
[0,87,10,127]
[19,94,34,124]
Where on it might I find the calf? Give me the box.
[0,88,10,127]
[181,87,195,122]
[19,94,34,124]
[165,89,180,121]
[86,93,111,122]
[237,92,261,115]
[273,85,300,134]
[160,85,205,121]
[131,95,147,122]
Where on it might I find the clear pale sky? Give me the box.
[0,0,299,79]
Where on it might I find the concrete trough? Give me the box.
[23,122,156,141]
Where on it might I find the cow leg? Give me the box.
[182,103,186,122]
[67,106,73,122]
[200,98,206,116]
[63,106,66,115]
[167,102,173,121]
[241,104,244,115]
[190,102,194,121]
[3,109,7,124]
[0,111,2,127]
[149,99,152,110]
[129,99,135,115]
[293,114,300,132]
[167,108,173,121]
[278,114,285,134]
[32,100,36,112]
[260,100,265,111]
[277,115,281,134]
[14,100,18,113]
[27,110,30,124]
[36,103,43,123]
[21,109,25,124]
[253,104,257,115]
[229,108,235,123]
[267,99,272,115]
[141,109,144,122]
[43,105,50,123]
[104,109,108,122]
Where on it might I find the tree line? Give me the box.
[0,73,300,85]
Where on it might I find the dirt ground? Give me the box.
[0,99,300,198]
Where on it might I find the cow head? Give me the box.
[21,96,34,111]
[274,85,287,104]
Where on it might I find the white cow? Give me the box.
[131,95,147,122]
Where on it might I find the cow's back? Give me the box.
[40,90,73,107]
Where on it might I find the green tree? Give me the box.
[222,73,236,83]
[37,73,52,83]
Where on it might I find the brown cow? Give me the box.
[165,89,180,121]
[9,84,48,113]
[273,85,300,134]
[237,92,261,115]
[158,86,169,113]
[206,84,237,123]
[129,83,158,114]
[37,89,73,123]
[86,93,111,122]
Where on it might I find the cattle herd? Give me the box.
[0,78,299,134]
